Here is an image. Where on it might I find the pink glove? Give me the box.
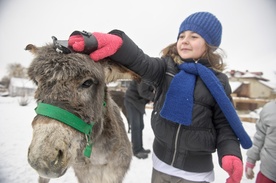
[68,31,123,61]
[222,155,243,183]
[68,35,85,52]
[245,162,255,179]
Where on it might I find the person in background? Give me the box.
[245,100,276,183]
[68,11,252,183]
[124,80,154,159]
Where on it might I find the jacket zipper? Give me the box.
[171,124,181,165]
[166,70,179,165]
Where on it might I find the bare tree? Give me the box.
[7,63,28,78]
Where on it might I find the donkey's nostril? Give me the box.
[57,150,63,159]
[51,149,63,166]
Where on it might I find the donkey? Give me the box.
[26,41,139,183]
[109,90,131,133]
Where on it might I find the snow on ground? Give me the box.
[0,96,259,182]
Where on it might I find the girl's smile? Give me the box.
[177,31,206,60]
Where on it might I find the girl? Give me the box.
[68,11,252,183]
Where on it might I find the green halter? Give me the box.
[35,102,94,158]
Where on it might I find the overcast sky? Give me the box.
[0,0,275,84]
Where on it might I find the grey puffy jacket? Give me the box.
[246,101,276,181]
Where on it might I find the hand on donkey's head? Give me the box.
[68,35,85,52]
[68,31,123,61]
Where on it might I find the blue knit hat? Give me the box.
[178,12,222,47]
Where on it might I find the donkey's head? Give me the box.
[26,43,135,178]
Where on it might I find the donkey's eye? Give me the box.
[81,79,94,88]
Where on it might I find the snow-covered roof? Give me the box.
[224,70,269,82]
[107,82,119,87]
[229,81,242,92]
[259,80,275,89]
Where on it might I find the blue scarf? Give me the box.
[160,61,252,149]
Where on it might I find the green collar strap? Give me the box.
[35,102,94,158]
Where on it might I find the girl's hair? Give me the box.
[161,43,226,71]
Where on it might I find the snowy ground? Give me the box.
[0,96,259,183]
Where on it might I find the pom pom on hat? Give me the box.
[178,12,222,47]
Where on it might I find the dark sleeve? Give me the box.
[108,29,166,86]
[214,73,242,167]
[137,81,155,102]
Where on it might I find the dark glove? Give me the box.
[68,31,122,61]
[222,155,243,183]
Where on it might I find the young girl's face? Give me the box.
[177,31,207,60]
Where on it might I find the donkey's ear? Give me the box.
[25,44,38,55]
[101,59,141,83]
